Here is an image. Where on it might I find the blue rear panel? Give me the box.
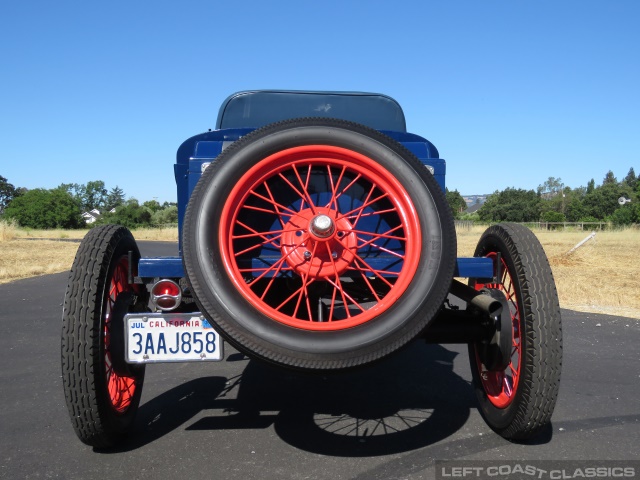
[174,128,447,256]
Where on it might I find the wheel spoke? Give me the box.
[325,165,347,212]
[325,276,365,315]
[278,165,317,215]
[239,266,294,273]
[248,190,298,217]
[337,191,389,223]
[323,242,359,319]
[349,255,396,289]
[332,172,362,205]
[353,266,383,302]
[247,237,307,286]
[234,231,284,257]
[264,180,288,229]
[346,207,397,220]
[241,204,284,216]
[351,225,406,242]
[347,264,400,278]
[293,242,317,319]
[351,183,376,228]
[232,228,288,240]
[358,240,405,259]
[276,277,316,316]
[258,261,293,301]
[327,277,339,322]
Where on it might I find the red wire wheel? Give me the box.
[183,118,456,370]
[219,145,422,331]
[468,223,562,440]
[471,252,522,408]
[103,257,138,412]
[62,225,146,447]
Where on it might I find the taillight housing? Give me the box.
[150,279,182,311]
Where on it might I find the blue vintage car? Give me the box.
[61,90,562,448]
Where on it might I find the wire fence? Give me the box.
[455,220,638,231]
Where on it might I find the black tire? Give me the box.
[183,118,456,370]
[469,223,562,440]
[61,225,146,447]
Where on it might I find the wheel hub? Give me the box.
[281,207,357,278]
[477,288,513,372]
[309,214,335,238]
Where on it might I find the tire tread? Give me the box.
[61,225,143,447]
[472,223,562,439]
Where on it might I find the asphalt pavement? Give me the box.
[0,241,638,480]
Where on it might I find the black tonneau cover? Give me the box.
[216,90,406,132]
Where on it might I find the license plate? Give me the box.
[125,313,223,363]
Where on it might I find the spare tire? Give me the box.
[183,118,455,370]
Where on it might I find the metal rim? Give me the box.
[103,257,137,413]
[473,252,522,408]
[219,145,423,331]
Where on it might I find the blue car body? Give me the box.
[138,91,492,280]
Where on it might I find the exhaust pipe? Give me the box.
[449,279,503,317]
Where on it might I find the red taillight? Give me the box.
[151,280,182,311]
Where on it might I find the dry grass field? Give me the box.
[0,221,177,284]
[1,220,639,319]
[456,225,640,319]
[6,224,178,242]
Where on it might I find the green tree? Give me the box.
[94,198,152,229]
[58,181,110,212]
[82,180,108,211]
[142,199,162,213]
[602,170,617,185]
[583,182,632,219]
[151,205,178,225]
[541,211,566,223]
[58,182,82,197]
[537,177,563,196]
[445,188,467,218]
[0,175,21,214]
[609,206,635,226]
[478,188,541,222]
[564,197,586,222]
[586,178,595,194]
[105,186,126,210]
[623,167,638,191]
[3,188,83,228]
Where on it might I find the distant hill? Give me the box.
[462,194,489,207]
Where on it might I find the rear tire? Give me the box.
[61,225,146,447]
[469,223,562,440]
[183,118,456,370]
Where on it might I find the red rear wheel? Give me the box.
[62,225,146,447]
[469,223,562,439]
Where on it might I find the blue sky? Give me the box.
[1,1,638,204]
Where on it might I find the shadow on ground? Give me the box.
[101,342,555,456]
